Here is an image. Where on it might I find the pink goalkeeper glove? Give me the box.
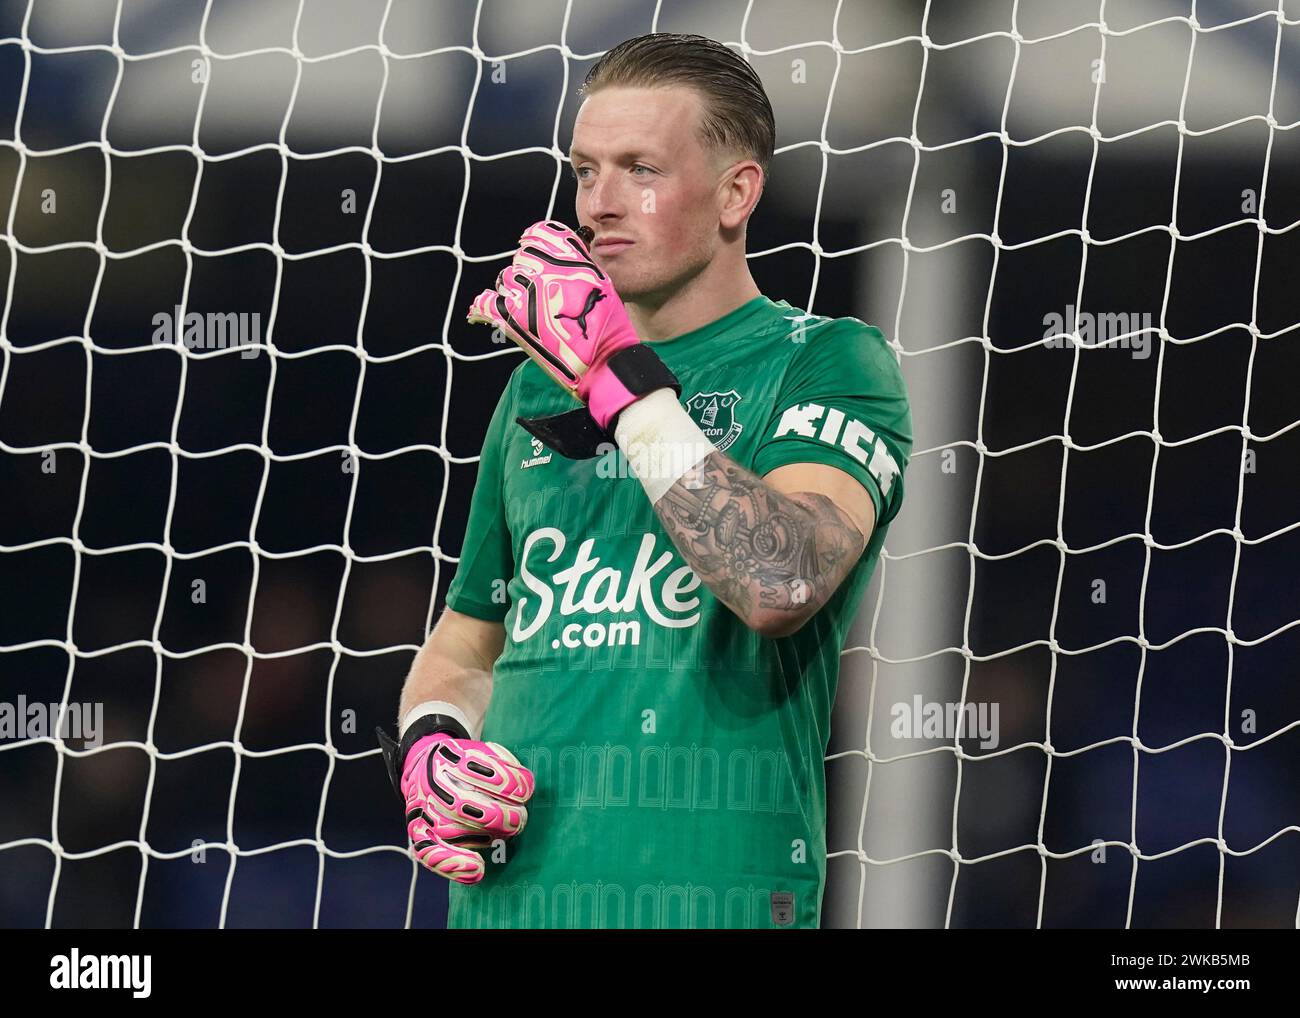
[379,724,535,885]
[466,220,679,443]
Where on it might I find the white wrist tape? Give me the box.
[613,388,715,504]
[399,699,479,742]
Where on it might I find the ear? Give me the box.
[718,159,764,230]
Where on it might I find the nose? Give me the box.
[583,170,624,225]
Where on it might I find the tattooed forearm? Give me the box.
[652,451,865,631]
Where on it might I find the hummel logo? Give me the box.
[521,434,552,470]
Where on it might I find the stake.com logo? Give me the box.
[511,529,702,649]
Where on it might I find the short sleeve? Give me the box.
[444,372,516,621]
[751,319,912,528]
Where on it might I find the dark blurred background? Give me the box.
[1,0,1297,928]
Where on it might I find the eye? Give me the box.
[631,164,654,176]
[572,166,591,181]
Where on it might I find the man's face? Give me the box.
[570,85,730,303]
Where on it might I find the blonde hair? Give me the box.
[579,32,776,179]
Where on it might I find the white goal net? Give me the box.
[1,0,1297,929]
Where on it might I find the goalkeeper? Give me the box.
[378,32,912,928]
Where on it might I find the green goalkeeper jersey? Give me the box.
[443,294,911,929]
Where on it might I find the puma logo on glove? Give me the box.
[466,219,681,459]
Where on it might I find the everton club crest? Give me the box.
[685,390,743,452]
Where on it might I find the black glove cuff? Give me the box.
[603,343,683,427]
[374,713,471,801]
[516,406,609,460]
[516,343,681,460]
